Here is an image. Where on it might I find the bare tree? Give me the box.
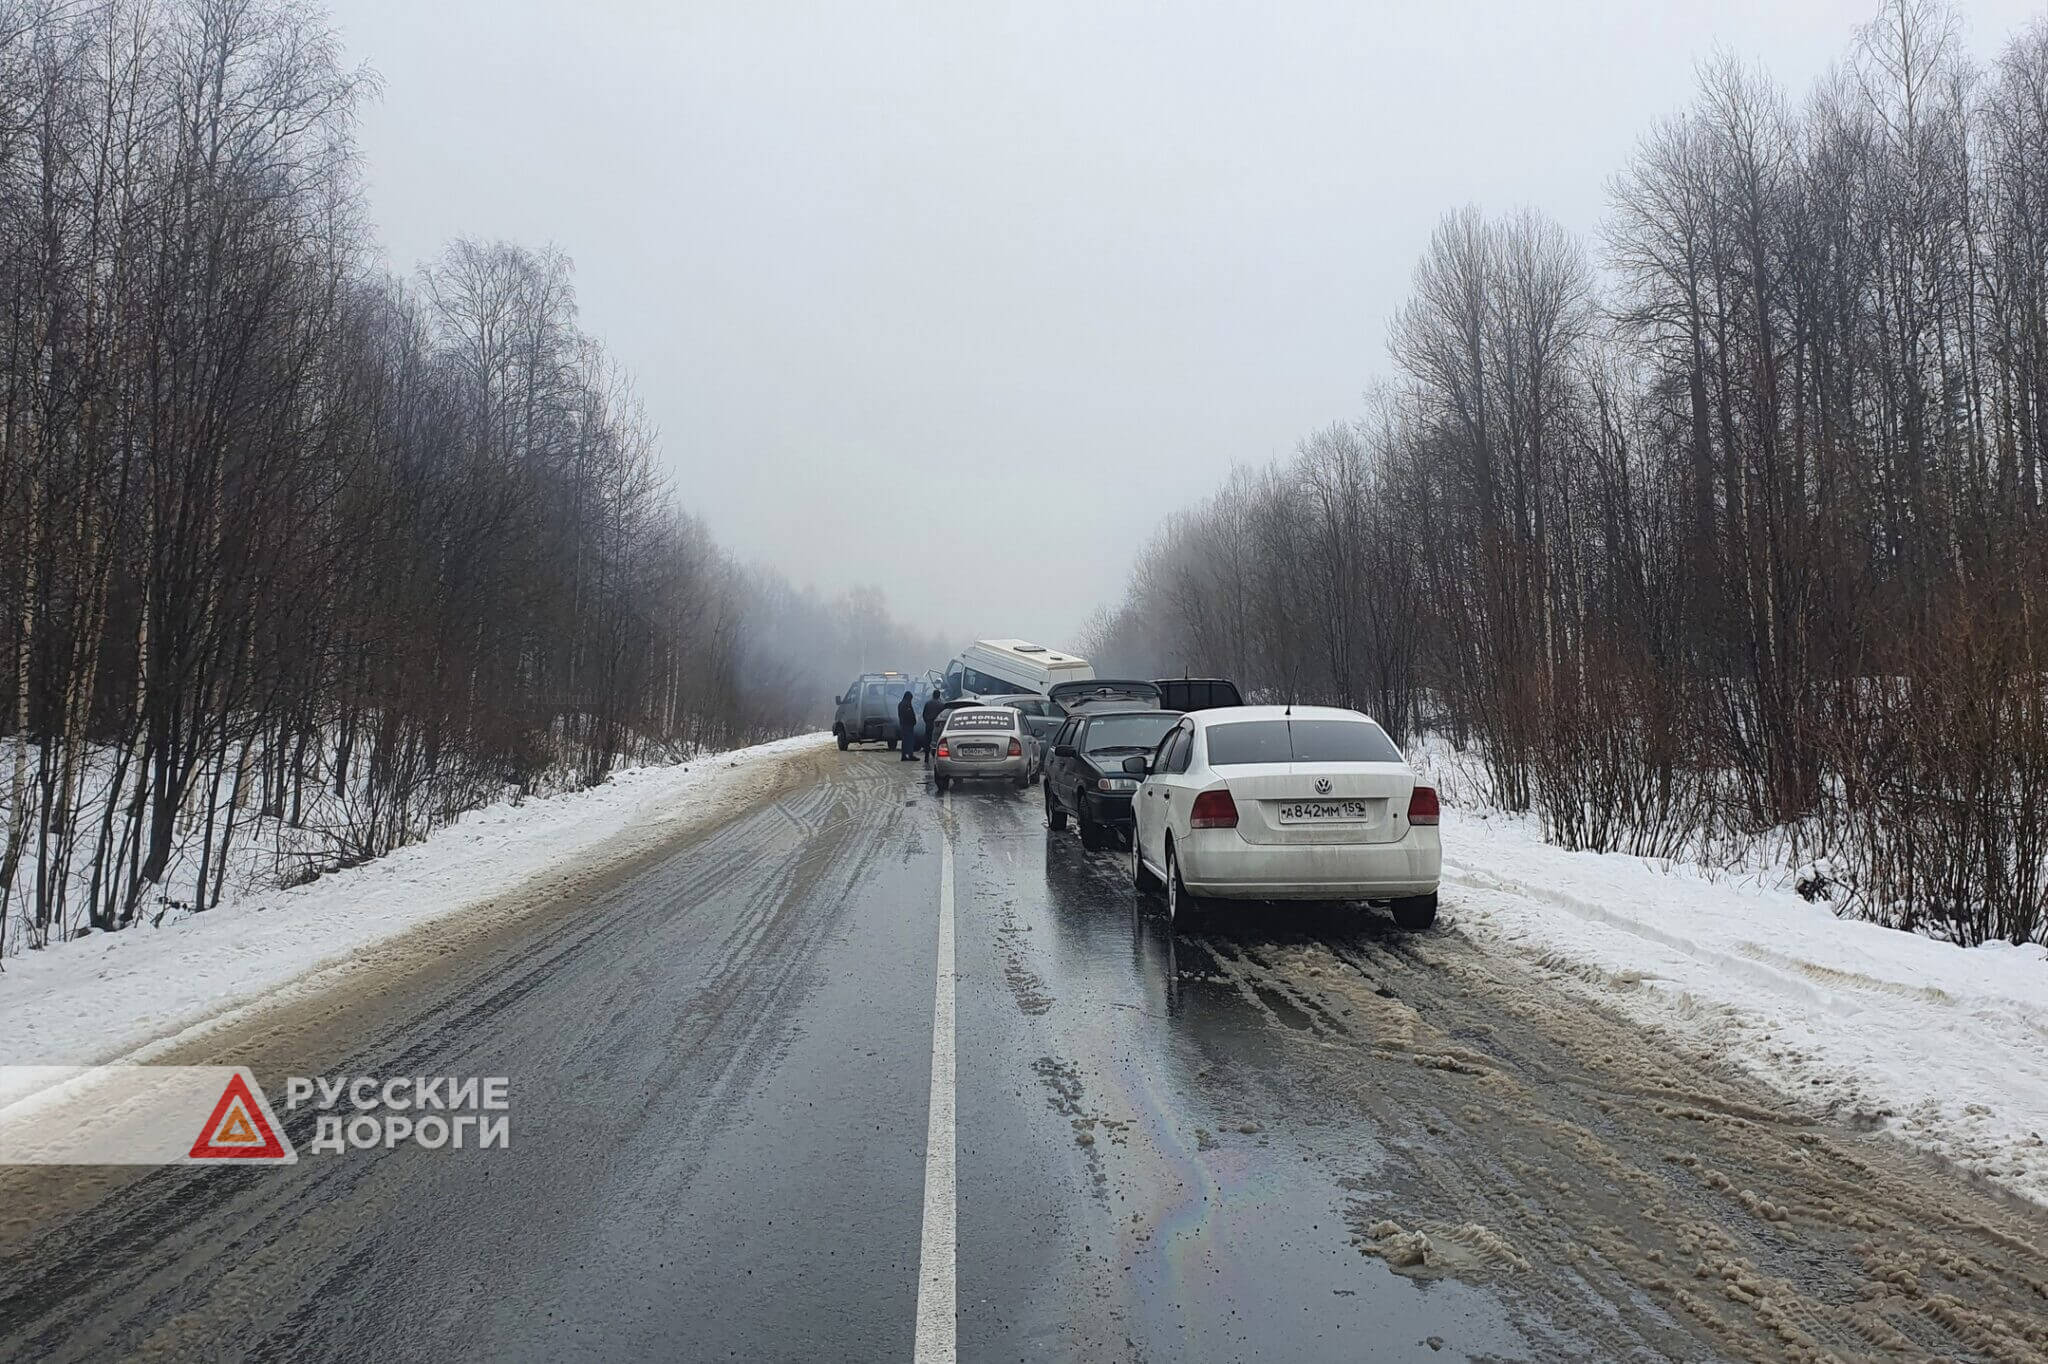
[1092,1,2048,945]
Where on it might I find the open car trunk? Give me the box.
[1049,679,1163,709]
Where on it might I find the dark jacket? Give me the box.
[898,694,917,735]
[922,695,944,732]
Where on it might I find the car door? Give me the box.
[1138,722,1192,868]
[1049,717,1081,809]
[1132,724,1168,865]
[1065,716,1096,809]
[865,680,893,735]
[1156,725,1196,860]
[1033,702,1066,772]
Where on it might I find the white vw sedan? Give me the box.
[1126,706,1441,928]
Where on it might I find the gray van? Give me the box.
[833,672,914,750]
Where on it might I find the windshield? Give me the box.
[1205,718,1402,765]
[1083,713,1178,753]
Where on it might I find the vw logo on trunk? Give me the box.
[1314,778,1332,795]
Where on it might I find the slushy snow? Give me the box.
[1442,807,2048,1206]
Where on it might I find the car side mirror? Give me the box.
[1122,755,1149,776]
[1053,744,1076,759]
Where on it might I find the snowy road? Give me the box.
[3,745,2047,1361]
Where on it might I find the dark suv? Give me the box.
[1044,707,1183,850]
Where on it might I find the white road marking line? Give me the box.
[913,800,957,1364]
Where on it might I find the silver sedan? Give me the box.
[932,706,1029,793]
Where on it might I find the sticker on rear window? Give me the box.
[946,711,1015,730]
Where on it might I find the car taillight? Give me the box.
[1189,789,1238,829]
[936,743,949,758]
[1007,738,1022,757]
[1407,784,1439,826]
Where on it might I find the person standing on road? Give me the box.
[922,690,945,767]
[898,690,919,761]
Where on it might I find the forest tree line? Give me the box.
[1086,0,2048,947]
[0,0,926,952]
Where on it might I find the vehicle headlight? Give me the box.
[1095,777,1139,792]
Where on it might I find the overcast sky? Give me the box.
[325,0,2039,652]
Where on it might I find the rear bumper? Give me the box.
[1177,828,1441,900]
[934,754,1026,780]
[1082,790,1137,825]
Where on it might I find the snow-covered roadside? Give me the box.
[1443,807,2048,1206]
[0,734,830,1069]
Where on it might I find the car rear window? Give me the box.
[1082,713,1179,753]
[1205,719,1401,766]
[945,710,1016,731]
[1157,679,1243,710]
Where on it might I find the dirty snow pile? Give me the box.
[1444,808,2048,1206]
[0,734,829,1069]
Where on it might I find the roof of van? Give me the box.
[972,639,1088,666]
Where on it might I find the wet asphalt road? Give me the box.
[6,742,2048,1362]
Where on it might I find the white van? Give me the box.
[944,639,1094,699]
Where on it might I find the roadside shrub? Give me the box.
[1530,637,1731,861]
[1816,613,2048,946]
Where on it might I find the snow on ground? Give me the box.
[1444,807,2048,1206]
[0,734,830,1069]
[10,725,2042,1208]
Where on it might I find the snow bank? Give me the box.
[0,734,830,1069]
[1445,808,2048,1205]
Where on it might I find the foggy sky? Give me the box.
[326,0,2039,655]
